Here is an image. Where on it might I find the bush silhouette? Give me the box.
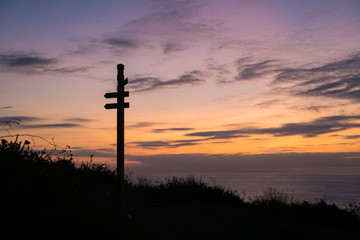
[1,137,359,239]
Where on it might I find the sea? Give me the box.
[133,172,360,207]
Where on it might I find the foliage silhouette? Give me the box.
[1,137,360,239]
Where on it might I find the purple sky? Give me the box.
[1,0,360,174]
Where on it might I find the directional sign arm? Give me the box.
[104,92,118,98]
[104,103,129,109]
[104,103,118,109]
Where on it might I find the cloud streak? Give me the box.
[129,70,207,92]
[0,51,89,74]
[103,37,139,49]
[272,53,360,102]
[186,115,360,139]
[162,41,187,54]
[129,115,360,150]
[44,67,89,73]
[0,116,86,129]
[0,116,42,123]
[152,128,195,133]
[20,123,81,129]
[0,52,56,67]
[235,58,278,81]
[343,135,360,140]
[127,122,158,129]
[64,118,93,122]
[124,0,209,36]
[129,138,205,149]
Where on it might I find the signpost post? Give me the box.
[104,64,129,215]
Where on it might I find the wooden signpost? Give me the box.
[104,64,129,215]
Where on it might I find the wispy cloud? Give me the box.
[162,41,187,54]
[21,123,81,129]
[125,0,208,35]
[127,77,162,91]
[44,67,89,73]
[255,99,332,113]
[0,106,13,110]
[216,57,280,84]
[103,38,139,48]
[288,105,332,113]
[0,116,42,123]
[129,138,204,149]
[272,52,360,102]
[64,0,212,58]
[92,0,216,57]
[205,59,232,83]
[255,99,283,108]
[152,128,195,133]
[343,135,360,139]
[186,130,249,140]
[0,116,86,130]
[64,118,93,122]
[0,51,89,74]
[0,51,56,67]
[235,58,278,81]
[127,122,158,129]
[186,115,360,139]
[129,70,207,92]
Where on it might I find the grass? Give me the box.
[1,138,360,239]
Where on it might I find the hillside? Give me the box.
[1,138,359,239]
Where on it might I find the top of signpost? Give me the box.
[117,64,124,71]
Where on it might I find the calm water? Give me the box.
[135,173,360,206]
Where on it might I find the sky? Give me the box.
[1,0,360,175]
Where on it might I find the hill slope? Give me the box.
[1,139,359,239]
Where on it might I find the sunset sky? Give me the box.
[1,0,360,175]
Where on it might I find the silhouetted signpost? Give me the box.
[104,64,129,215]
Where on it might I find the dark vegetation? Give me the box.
[1,138,360,240]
